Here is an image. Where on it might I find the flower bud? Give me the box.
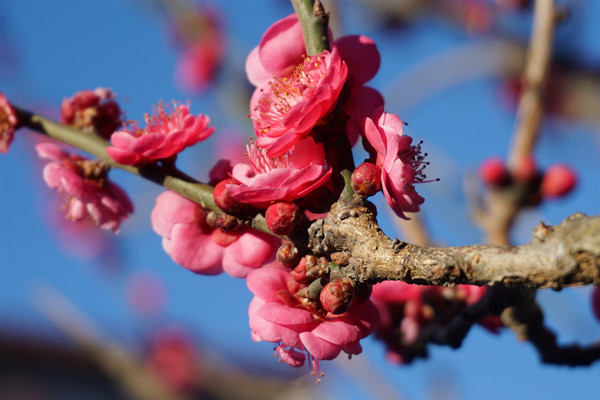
[479,157,510,187]
[60,88,122,140]
[352,162,382,197]
[290,256,311,284]
[277,242,301,268]
[213,178,251,216]
[540,164,577,198]
[265,201,304,235]
[320,277,355,314]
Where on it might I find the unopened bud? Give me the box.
[352,162,382,197]
[277,242,301,268]
[213,178,251,216]
[320,278,355,314]
[540,164,577,198]
[216,214,239,232]
[265,201,304,235]
[291,256,311,284]
[479,157,510,187]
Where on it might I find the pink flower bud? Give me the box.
[320,277,355,314]
[276,242,301,268]
[352,162,382,197]
[592,287,600,323]
[213,178,251,216]
[479,157,510,187]
[540,164,577,198]
[265,201,303,235]
[290,259,310,284]
[513,156,538,183]
[61,88,123,140]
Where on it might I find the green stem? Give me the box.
[13,106,279,236]
[291,0,330,54]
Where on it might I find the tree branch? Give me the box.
[291,0,330,55]
[309,196,600,289]
[507,0,556,170]
[14,106,274,236]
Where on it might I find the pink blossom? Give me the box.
[363,108,426,219]
[0,91,18,154]
[36,142,133,232]
[246,14,382,153]
[170,5,225,93]
[247,266,378,368]
[250,49,347,156]
[175,37,224,93]
[151,190,278,278]
[107,102,214,166]
[61,88,122,140]
[228,137,332,206]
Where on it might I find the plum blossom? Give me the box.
[151,190,278,278]
[61,88,122,140]
[36,142,133,232]
[0,91,18,153]
[107,101,214,166]
[250,49,347,156]
[227,137,332,206]
[247,266,378,372]
[363,108,427,219]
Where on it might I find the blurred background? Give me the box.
[1,0,600,399]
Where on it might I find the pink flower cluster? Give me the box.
[0,92,18,154]
[151,191,278,278]
[247,266,378,372]
[236,13,428,219]
[107,101,214,166]
[36,142,133,232]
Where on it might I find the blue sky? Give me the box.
[2,1,600,399]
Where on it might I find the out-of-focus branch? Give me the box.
[36,287,189,400]
[500,289,600,366]
[507,0,556,170]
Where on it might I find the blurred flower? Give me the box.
[60,88,122,140]
[0,91,18,153]
[36,142,133,232]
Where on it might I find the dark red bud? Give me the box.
[352,162,382,197]
[213,178,251,216]
[265,201,304,235]
[320,278,355,314]
[479,157,510,187]
[290,257,311,284]
[540,164,577,198]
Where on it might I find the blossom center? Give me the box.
[253,52,329,135]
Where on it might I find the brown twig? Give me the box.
[507,0,556,170]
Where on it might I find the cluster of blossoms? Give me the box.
[479,156,577,204]
[0,11,458,377]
